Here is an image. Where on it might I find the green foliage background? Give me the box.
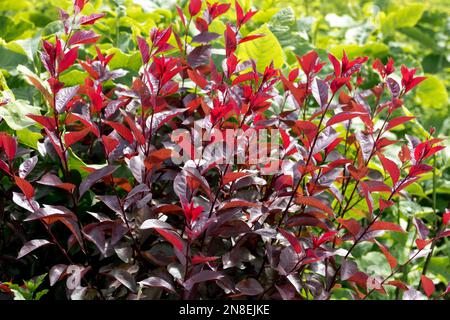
[0,0,448,299]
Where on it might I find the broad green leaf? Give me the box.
[60,70,88,86]
[17,128,43,150]
[68,149,90,178]
[0,99,41,130]
[380,4,426,36]
[0,16,33,42]
[329,43,389,60]
[237,24,284,72]
[0,45,29,73]
[416,75,448,110]
[428,256,450,284]
[404,182,427,198]
[14,32,42,61]
[106,48,142,72]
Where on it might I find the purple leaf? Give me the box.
[192,32,220,44]
[413,217,429,240]
[183,270,225,291]
[12,192,39,212]
[49,264,67,286]
[109,269,138,293]
[140,219,173,230]
[19,156,38,178]
[355,131,374,162]
[311,78,329,107]
[69,30,100,46]
[187,45,211,68]
[137,36,150,64]
[341,260,358,280]
[139,276,175,293]
[236,278,264,296]
[79,165,118,197]
[56,85,79,113]
[17,239,52,259]
[386,77,401,98]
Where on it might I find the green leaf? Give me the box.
[380,4,426,36]
[0,99,41,130]
[415,75,448,110]
[0,16,33,42]
[17,128,42,149]
[68,149,90,178]
[428,256,450,284]
[237,24,284,73]
[59,70,88,86]
[0,45,29,73]
[329,43,389,60]
[14,32,42,62]
[106,48,141,72]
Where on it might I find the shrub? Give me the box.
[0,0,447,300]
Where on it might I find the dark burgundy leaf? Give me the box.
[79,165,118,197]
[17,239,52,259]
[69,30,100,46]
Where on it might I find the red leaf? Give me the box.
[176,6,186,27]
[378,154,400,184]
[238,34,264,44]
[379,199,394,212]
[225,24,237,56]
[79,13,105,25]
[409,164,433,176]
[123,113,145,145]
[222,172,252,185]
[316,230,337,246]
[298,51,320,76]
[155,228,184,252]
[137,36,150,64]
[58,47,78,73]
[65,113,99,137]
[0,133,17,162]
[14,176,34,199]
[74,0,86,12]
[0,160,10,175]
[278,228,302,254]
[191,255,219,265]
[337,218,361,237]
[232,72,256,86]
[386,280,408,291]
[220,200,258,210]
[421,275,435,297]
[328,53,341,77]
[189,0,202,16]
[64,127,91,148]
[375,239,397,270]
[330,77,350,93]
[102,136,119,155]
[279,128,290,150]
[385,116,415,131]
[415,239,432,250]
[369,221,405,233]
[27,114,56,131]
[235,0,244,26]
[144,148,173,170]
[295,195,334,217]
[326,112,364,127]
[443,211,450,225]
[104,120,134,144]
[187,69,208,89]
[69,30,100,46]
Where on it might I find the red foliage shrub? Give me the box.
[0,0,447,300]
